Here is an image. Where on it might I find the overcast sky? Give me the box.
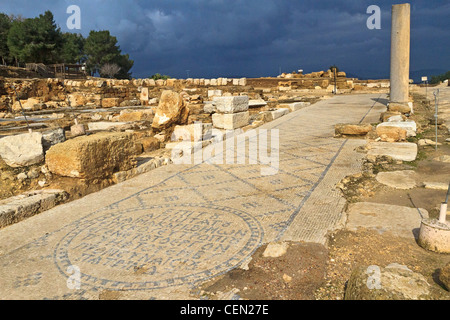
[0,0,449,79]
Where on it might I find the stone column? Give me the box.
[389,3,410,105]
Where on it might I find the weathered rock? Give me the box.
[418,139,442,147]
[70,124,86,137]
[68,94,86,107]
[335,123,373,136]
[12,98,42,112]
[118,110,152,122]
[101,98,120,108]
[152,90,190,130]
[375,170,417,189]
[0,132,44,167]
[45,132,140,179]
[139,137,160,152]
[388,102,412,114]
[377,120,416,137]
[345,264,446,300]
[263,242,289,258]
[380,111,405,122]
[42,128,66,153]
[440,263,450,291]
[376,126,407,142]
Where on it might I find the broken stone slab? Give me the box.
[248,99,267,108]
[345,202,428,239]
[0,132,44,168]
[45,132,140,179]
[266,108,290,121]
[423,182,450,191]
[212,111,249,130]
[418,139,442,147]
[87,122,128,131]
[0,189,68,228]
[366,142,418,162]
[376,126,407,142]
[212,96,249,114]
[344,263,446,300]
[335,123,373,136]
[376,170,417,189]
[376,120,416,137]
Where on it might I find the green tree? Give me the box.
[84,30,133,79]
[430,71,450,84]
[0,13,12,65]
[151,73,171,80]
[60,32,85,64]
[7,11,63,65]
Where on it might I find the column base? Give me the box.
[388,101,413,114]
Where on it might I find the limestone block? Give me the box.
[269,108,290,121]
[87,122,128,131]
[212,111,249,130]
[213,96,249,114]
[377,120,416,137]
[140,87,149,102]
[101,98,120,108]
[376,126,407,142]
[0,132,44,167]
[335,123,373,136]
[45,132,139,179]
[208,90,222,98]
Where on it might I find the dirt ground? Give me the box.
[195,91,450,300]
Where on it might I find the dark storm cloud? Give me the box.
[0,0,448,79]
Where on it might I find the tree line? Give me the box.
[430,71,450,85]
[0,11,134,79]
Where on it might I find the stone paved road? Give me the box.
[0,93,387,300]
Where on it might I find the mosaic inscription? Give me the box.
[54,204,263,290]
